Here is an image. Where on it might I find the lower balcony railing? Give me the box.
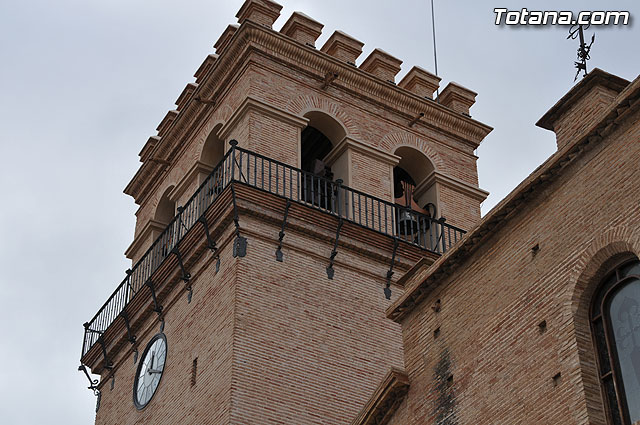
[81,141,465,359]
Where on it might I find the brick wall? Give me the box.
[392,101,640,424]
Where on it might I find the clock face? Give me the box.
[133,333,167,409]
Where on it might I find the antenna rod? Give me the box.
[430,0,439,100]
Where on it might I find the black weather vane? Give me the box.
[568,24,595,81]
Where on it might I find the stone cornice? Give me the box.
[415,170,489,203]
[219,95,309,140]
[324,136,400,167]
[125,20,492,205]
[387,72,640,322]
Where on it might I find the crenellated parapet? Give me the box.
[280,12,323,47]
[194,54,218,83]
[214,24,239,55]
[320,30,364,65]
[359,48,403,83]
[236,0,282,27]
[438,82,477,115]
[398,66,440,99]
[175,83,198,111]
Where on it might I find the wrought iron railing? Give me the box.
[81,141,465,359]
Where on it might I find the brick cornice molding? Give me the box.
[241,25,491,143]
[125,21,492,204]
[350,368,410,425]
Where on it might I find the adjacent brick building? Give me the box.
[78,1,640,424]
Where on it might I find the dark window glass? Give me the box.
[607,280,640,423]
[591,259,640,425]
[604,377,623,425]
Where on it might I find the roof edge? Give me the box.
[536,68,629,131]
[350,368,410,425]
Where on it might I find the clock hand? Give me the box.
[147,352,156,375]
[148,368,163,374]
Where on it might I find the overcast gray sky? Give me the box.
[0,1,637,423]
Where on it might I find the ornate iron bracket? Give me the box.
[231,184,247,258]
[275,199,291,262]
[326,218,344,279]
[199,216,218,253]
[145,278,165,332]
[120,310,138,363]
[384,239,399,300]
[78,364,101,412]
[171,246,193,302]
[120,310,136,345]
[98,336,113,370]
[199,215,221,273]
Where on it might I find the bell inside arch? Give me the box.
[393,166,434,236]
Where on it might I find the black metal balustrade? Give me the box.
[81,141,465,359]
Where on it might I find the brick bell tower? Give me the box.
[78,1,492,423]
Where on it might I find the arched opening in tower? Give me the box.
[300,126,334,209]
[393,147,438,237]
[301,126,333,178]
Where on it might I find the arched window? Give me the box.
[299,112,346,209]
[393,146,437,217]
[591,258,640,425]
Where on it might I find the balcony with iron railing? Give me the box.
[80,140,466,361]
